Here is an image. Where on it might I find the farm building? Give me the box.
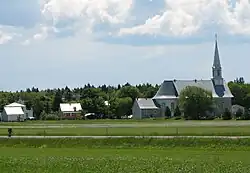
[60,103,82,119]
[132,98,160,119]
[1,102,34,122]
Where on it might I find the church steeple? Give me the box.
[212,34,224,86]
[213,34,221,68]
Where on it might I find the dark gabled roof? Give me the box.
[153,79,233,99]
[152,80,177,99]
[136,98,159,109]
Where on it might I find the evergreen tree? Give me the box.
[165,106,171,118]
[222,108,232,120]
[52,90,62,112]
[174,106,181,117]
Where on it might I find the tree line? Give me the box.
[0,83,159,119]
[0,77,248,120]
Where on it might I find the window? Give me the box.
[217,70,221,77]
[221,102,224,110]
[171,103,174,111]
[161,103,165,108]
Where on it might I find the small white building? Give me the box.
[1,103,25,122]
[132,98,160,119]
[60,103,82,119]
[1,102,34,122]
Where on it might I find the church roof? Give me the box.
[153,81,177,99]
[153,79,234,99]
[136,98,159,109]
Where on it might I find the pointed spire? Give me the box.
[213,33,221,68]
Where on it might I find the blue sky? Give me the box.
[1,0,250,91]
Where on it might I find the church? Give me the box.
[132,36,234,119]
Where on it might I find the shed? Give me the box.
[132,98,160,119]
[1,106,25,122]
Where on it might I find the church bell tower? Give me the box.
[212,34,224,86]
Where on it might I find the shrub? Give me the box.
[165,106,171,118]
[241,109,250,120]
[174,116,182,120]
[235,109,243,119]
[174,106,181,117]
[44,113,59,120]
[222,108,232,120]
[40,111,47,120]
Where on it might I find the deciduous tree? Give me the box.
[179,86,213,120]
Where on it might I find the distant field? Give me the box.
[1,138,250,173]
[0,126,250,136]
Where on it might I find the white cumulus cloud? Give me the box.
[0,29,13,44]
[41,0,134,32]
[33,25,50,40]
[119,0,250,36]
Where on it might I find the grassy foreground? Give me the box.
[1,138,250,173]
[1,126,250,136]
[1,147,250,173]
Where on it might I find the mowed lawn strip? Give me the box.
[0,126,250,136]
[0,147,250,173]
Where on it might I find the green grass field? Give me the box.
[1,126,250,136]
[1,138,250,173]
[1,148,250,173]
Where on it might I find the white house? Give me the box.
[60,103,82,119]
[1,103,25,122]
[1,102,34,122]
